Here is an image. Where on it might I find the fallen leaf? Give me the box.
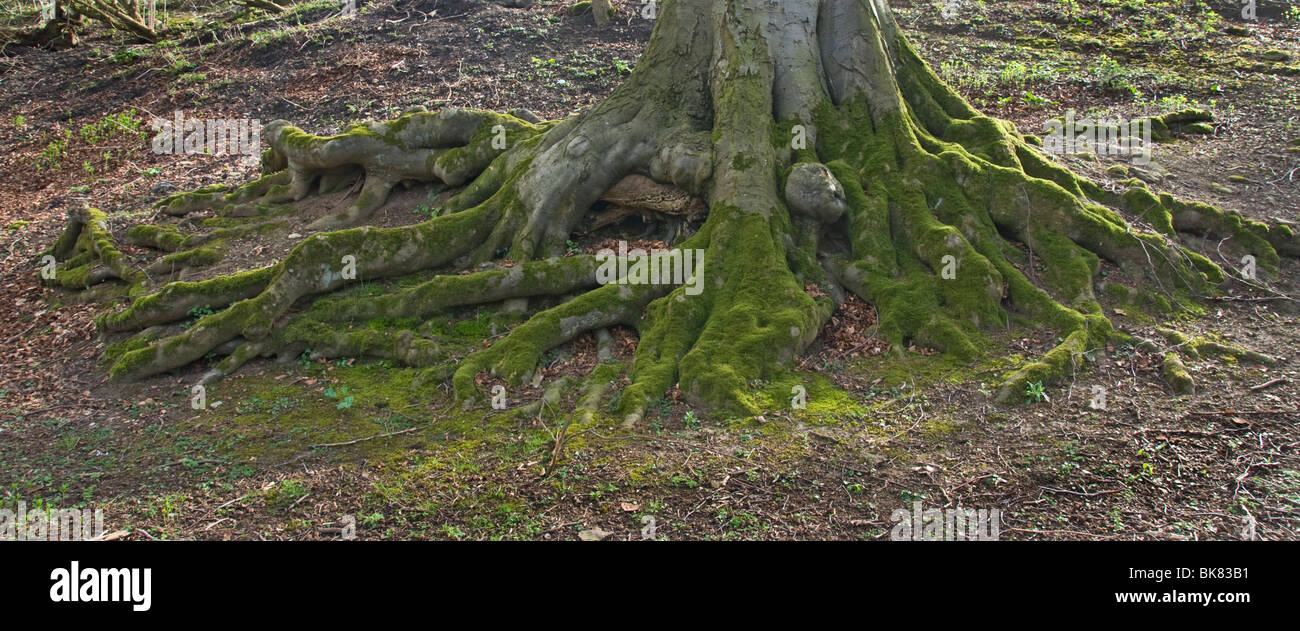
[578,528,613,541]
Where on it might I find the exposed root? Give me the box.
[453,281,670,407]
[40,205,143,291]
[154,108,546,229]
[99,266,276,332]
[107,205,498,380]
[47,0,1300,423]
[1162,352,1195,395]
[1154,326,1273,363]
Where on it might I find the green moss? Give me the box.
[188,365,488,464]
[159,247,222,268]
[128,224,188,251]
[431,112,542,185]
[53,263,93,288]
[260,147,287,175]
[1123,187,1174,236]
[1161,352,1194,394]
[1164,196,1278,274]
[49,208,146,294]
[100,265,276,332]
[660,201,830,416]
[101,330,158,369]
[1102,281,1138,302]
[153,184,230,213]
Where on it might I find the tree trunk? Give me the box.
[71,1,1294,420]
[592,0,612,28]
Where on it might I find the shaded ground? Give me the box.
[1,0,1298,540]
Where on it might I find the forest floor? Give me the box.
[1,0,1299,541]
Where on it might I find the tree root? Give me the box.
[1144,326,1275,394]
[50,0,1300,421]
[41,205,143,291]
[1162,352,1196,395]
[154,108,547,230]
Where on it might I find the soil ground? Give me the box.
[1,0,1298,541]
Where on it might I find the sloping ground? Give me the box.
[0,0,1297,540]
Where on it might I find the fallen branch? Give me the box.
[309,424,428,449]
[1249,377,1288,392]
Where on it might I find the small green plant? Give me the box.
[323,385,354,409]
[1020,91,1056,107]
[166,57,197,75]
[111,49,144,64]
[181,304,215,329]
[37,136,69,170]
[267,479,310,506]
[1024,381,1050,404]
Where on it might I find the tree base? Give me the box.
[45,0,1297,421]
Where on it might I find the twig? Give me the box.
[1236,461,1280,483]
[309,424,427,448]
[544,413,574,475]
[4,323,36,344]
[1040,486,1121,498]
[288,492,312,510]
[1249,377,1287,392]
